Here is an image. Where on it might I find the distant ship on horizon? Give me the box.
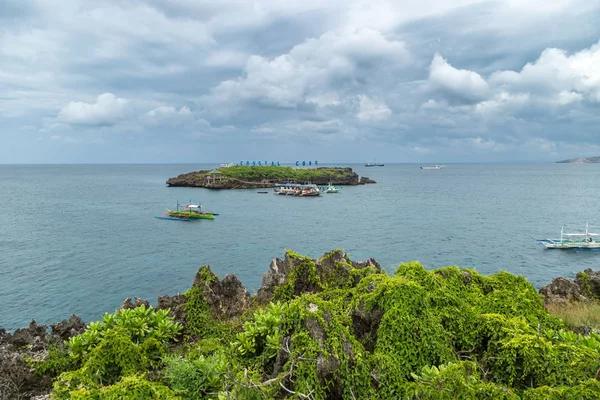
[365,159,384,167]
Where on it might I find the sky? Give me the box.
[2,0,600,163]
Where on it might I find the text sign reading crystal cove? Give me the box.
[237,161,319,167]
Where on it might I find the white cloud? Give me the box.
[207,28,407,109]
[142,105,193,126]
[204,50,249,68]
[489,42,600,101]
[427,54,490,103]
[58,93,132,126]
[357,95,392,121]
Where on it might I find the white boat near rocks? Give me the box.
[538,224,600,250]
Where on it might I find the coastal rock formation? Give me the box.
[256,249,381,304]
[192,266,252,320]
[0,317,85,400]
[157,294,187,326]
[359,176,376,184]
[120,296,151,310]
[166,166,368,189]
[539,269,600,304]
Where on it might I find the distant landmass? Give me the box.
[556,157,600,163]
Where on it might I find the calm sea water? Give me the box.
[1,163,600,330]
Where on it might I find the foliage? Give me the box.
[183,268,234,341]
[405,361,518,399]
[41,253,600,399]
[576,271,594,298]
[56,374,181,400]
[163,353,227,399]
[32,344,78,377]
[51,305,181,399]
[214,166,357,183]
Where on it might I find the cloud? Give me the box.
[357,95,392,121]
[57,93,132,126]
[207,28,408,110]
[141,105,194,126]
[426,54,490,104]
[2,0,600,162]
[489,42,600,102]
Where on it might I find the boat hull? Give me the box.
[167,210,215,220]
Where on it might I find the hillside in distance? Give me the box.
[556,157,600,163]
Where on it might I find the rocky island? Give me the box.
[166,166,376,189]
[3,250,600,399]
[556,157,600,163]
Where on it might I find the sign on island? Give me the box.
[236,161,319,167]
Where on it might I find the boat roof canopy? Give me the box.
[275,183,317,188]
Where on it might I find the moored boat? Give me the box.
[323,183,340,193]
[157,201,216,220]
[538,224,600,249]
[421,165,441,170]
[274,183,321,197]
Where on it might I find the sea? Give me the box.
[1,163,600,331]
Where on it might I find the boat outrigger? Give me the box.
[538,224,600,250]
[156,201,217,221]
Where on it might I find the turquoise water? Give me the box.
[1,163,600,330]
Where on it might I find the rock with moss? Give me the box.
[166,166,369,189]
[257,249,381,304]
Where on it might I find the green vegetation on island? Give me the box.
[166,166,375,189]
[8,250,600,399]
[556,157,600,163]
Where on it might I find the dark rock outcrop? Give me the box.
[120,297,151,310]
[192,265,252,321]
[359,176,376,184]
[157,294,187,326]
[257,250,381,304]
[0,318,86,400]
[539,269,600,304]
[50,315,86,341]
[539,277,585,304]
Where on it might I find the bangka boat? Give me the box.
[274,183,321,197]
[323,183,340,193]
[538,224,600,250]
[156,201,216,220]
[421,165,441,170]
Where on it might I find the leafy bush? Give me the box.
[52,305,181,398]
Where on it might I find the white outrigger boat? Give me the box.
[421,165,441,170]
[323,183,340,193]
[538,224,600,250]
